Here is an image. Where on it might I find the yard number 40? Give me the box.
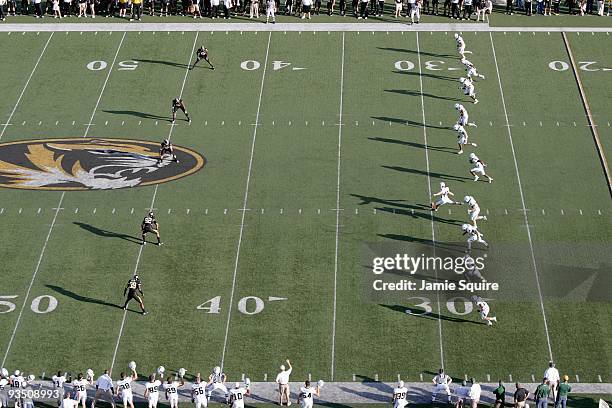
[197,296,266,315]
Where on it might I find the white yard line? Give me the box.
[0,32,53,141]
[220,31,272,372]
[488,32,553,361]
[109,31,199,374]
[84,31,127,137]
[1,192,65,368]
[330,32,345,382]
[415,32,445,369]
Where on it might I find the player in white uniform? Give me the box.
[191,374,208,408]
[463,195,487,226]
[475,299,497,325]
[206,367,228,403]
[392,381,408,408]
[229,382,250,408]
[61,392,79,408]
[116,367,137,408]
[461,58,485,80]
[468,153,493,183]
[431,182,462,211]
[164,376,184,408]
[455,103,477,127]
[459,77,478,104]
[10,371,25,389]
[52,371,67,407]
[0,372,9,408]
[409,0,420,23]
[431,369,452,403]
[144,375,163,408]
[454,124,477,154]
[462,224,489,250]
[72,373,91,408]
[454,33,471,58]
[297,381,320,408]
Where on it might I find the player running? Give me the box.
[473,296,497,326]
[144,375,163,408]
[454,123,477,154]
[164,376,184,408]
[116,367,137,408]
[228,382,250,408]
[461,58,485,80]
[191,46,215,70]
[432,369,452,403]
[206,367,228,403]
[468,153,493,183]
[431,182,462,211]
[463,195,487,226]
[159,139,178,163]
[171,98,191,123]
[462,223,489,250]
[392,381,408,408]
[454,33,471,58]
[191,374,208,408]
[122,275,147,315]
[141,211,162,246]
[455,103,477,127]
[297,381,320,408]
[72,373,91,408]
[459,77,478,104]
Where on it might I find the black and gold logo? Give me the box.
[0,138,205,191]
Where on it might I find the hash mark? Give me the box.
[38,121,42,126]
[509,374,513,381]
[0,208,3,214]
[130,208,134,214]
[576,374,580,382]
[72,120,75,126]
[542,209,545,215]
[355,208,358,214]
[579,209,583,215]
[167,209,171,214]
[522,121,526,126]
[74,208,78,214]
[531,374,535,382]
[224,209,227,215]
[37,208,41,214]
[299,208,302,214]
[112,208,115,214]
[317,209,321,214]
[55,121,59,126]
[19,208,22,214]
[561,209,564,215]
[105,120,108,126]
[205,209,208,215]
[261,208,264,214]
[280,208,284,214]
[504,208,508,215]
[121,121,125,126]
[187,209,190,214]
[93,208,97,214]
[598,209,602,215]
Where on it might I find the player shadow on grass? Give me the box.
[135,58,191,70]
[45,284,123,310]
[370,117,451,131]
[351,194,430,210]
[375,207,463,226]
[382,165,471,182]
[379,304,484,325]
[102,110,172,122]
[73,222,142,244]
[385,89,463,102]
[368,135,457,152]
[377,233,465,252]
[376,47,459,59]
[393,71,460,82]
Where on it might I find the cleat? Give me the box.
[157,242,163,246]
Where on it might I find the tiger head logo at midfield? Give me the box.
[0,138,205,191]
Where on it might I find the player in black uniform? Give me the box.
[171,97,191,123]
[190,46,215,70]
[158,139,179,163]
[141,211,162,246]
[123,274,147,315]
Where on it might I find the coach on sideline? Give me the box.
[275,359,292,406]
[92,370,116,408]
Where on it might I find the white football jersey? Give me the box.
[392,387,408,408]
[0,378,8,391]
[61,398,78,408]
[145,380,162,398]
[10,376,25,388]
[52,375,66,389]
[456,125,467,138]
[477,301,490,315]
[72,379,88,393]
[164,381,180,398]
[229,388,247,408]
[210,372,225,383]
[466,196,478,208]
[191,383,207,402]
[440,186,450,198]
[433,374,450,385]
[299,386,316,407]
[117,377,133,397]
[456,36,464,47]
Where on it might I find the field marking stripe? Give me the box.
[1,192,65,368]
[109,32,199,374]
[489,32,553,361]
[561,33,612,198]
[0,32,53,141]
[330,32,345,382]
[416,31,445,370]
[84,31,126,138]
[220,31,272,372]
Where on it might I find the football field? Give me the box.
[0,27,610,386]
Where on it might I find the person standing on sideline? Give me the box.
[249,0,257,16]
[129,0,141,18]
[505,0,512,13]
[544,362,560,404]
[555,376,571,408]
[265,0,274,21]
[357,0,367,18]
[393,0,401,16]
[33,0,43,17]
[92,370,116,408]
[275,360,292,406]
[513,383,529,408]
[493,381,505,408]
[0,0,7,19]
[468,378,481,408]
[534,379,550,408]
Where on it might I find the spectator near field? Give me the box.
[265,0,274,21]
[534,379,550,408]
[0,0,6,20]
[493,381,505,408]
[92,370,116,408]
[513,383,529,408]
[555,375,571,408]
[130,0,141,20]
[544,362,560,403]
[468,378,481,408]
[275,360,292,406]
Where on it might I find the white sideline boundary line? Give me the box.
[0,22,610,32]
[488,32,553,361]
[330,32,345,382]
[109,31,199,374]
[219,31,272,372]
[415,32,445,370]
[0,32,53,141]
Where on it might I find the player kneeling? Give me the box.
[297,380,321,408]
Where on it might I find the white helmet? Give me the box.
[178,368,186,378]
[459,77,466,84]
[280,365,286,371]
[463,195,472,203]
[453,124,460,131]
[235,382,240,389]
[440,182,446,189]
[86,369,94,379]
[462,223,470,231]
[128,361,137,370]
[454,103,460,110]
[461,57,468,64]
[157,366,165,375]
[28,375,35,382]
[469,152,476,159]
[398,380,405,388]
[317,380,325,388]
[454,33,459,39]
[1,368,8,377]
[14,370,21,376]
[213,366,221,375]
